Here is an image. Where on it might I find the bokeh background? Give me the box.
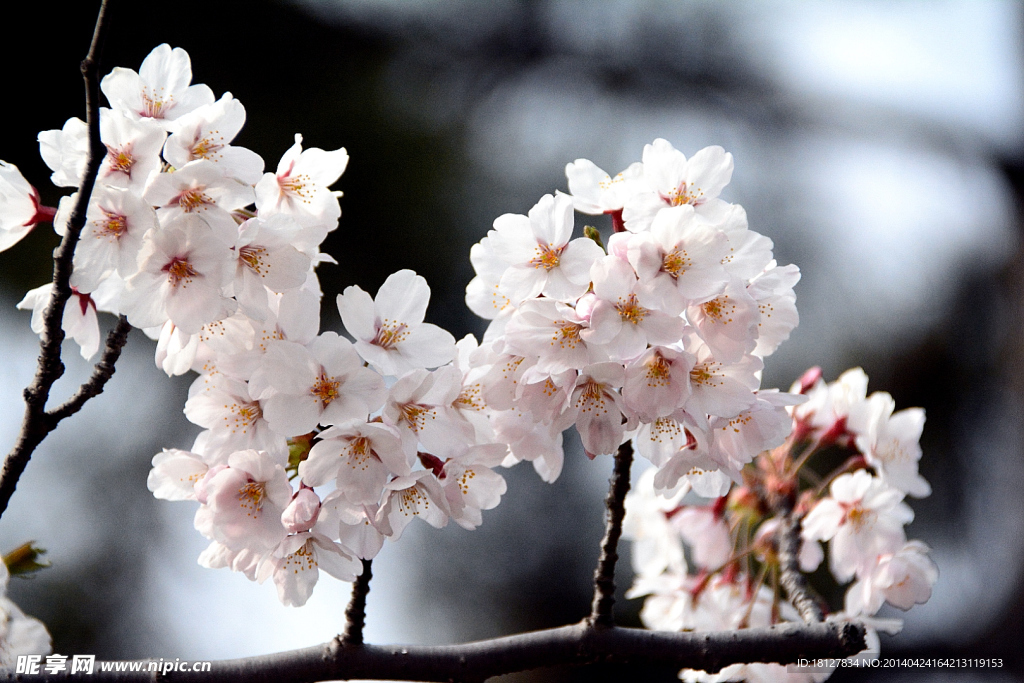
[1,1,1022,681]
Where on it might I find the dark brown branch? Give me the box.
[777,513,826,623]
[341,559,373,646]
[0,621,866,683]
[0,0,115,520]
[589,440,634,628]
[47,317,132,422]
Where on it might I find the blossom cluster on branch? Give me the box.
[0,35,935,680]
[622,367,937,681]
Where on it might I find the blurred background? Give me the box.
[1,1,1022,680]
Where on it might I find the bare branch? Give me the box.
[47,317,132,422]
[0,621,866,682]
[589,440,634,628]
[777,513,827,623]
[0,0,115,520]
[341,559,373,646]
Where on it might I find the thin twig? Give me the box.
[0,0,114,520]
[341,559,373,646]
[589,440,634,628]
[48,317,132,421]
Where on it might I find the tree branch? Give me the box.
[341,559,373,646]
[0,0,115,520]
[589,440,634,628]
[46,316,132,422]
[777,513,826,623]
[0,621,866,682]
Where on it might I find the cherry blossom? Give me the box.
[256,531,362,607]
[337,269,456,376]
[230,214,312,320]
[376,471,450,541]
[97,108,166,191]
[0,161,49,252]
[488,192,604,304]
[802,470,914,582]
[845,541,938,615]
[101,43,215,128]
[163,92,264,184]
[37,117,89,189]
[299,419,409,504]
[254,333,385,435]
[623,140,735,232]
[17,284,100,360]
[584,254,685,361]
[196,449,293,554]
[121,214,236,334]
[144,159,256,245]
[565,158,643,220]
[627,204,731,314]
[254,133,347,239]
[67,184,158,291]
[847,392,930,498]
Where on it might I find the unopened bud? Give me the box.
[282,487,321,533]
[795,366,823,394]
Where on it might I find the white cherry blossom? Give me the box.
[17,284,100,360]
[256,531,362,607]
[67,184,158,291]
[299,419,409,504]
[230,214,311,321]
[101,44,215,128]
[848,392,930,498]
[565,158,643,217]
[584,254,685,361]
[376,471,450,541]
[801,470,914,583]
[254,333,386,435]
[144,159,256,245]
[623,140,734,232]
[98,108,166,191]
[121,214,236,334]
[37,117,89,188]
[846,541,938,615]
[0,161,46,252]
[147,448,209,501]
[254,133,347,240]
[163,92,264,184]
[197,449,292,554]
[337,269,455,376]
[627,205,731,314]
[489,192,604,304]
[439,443,509,530]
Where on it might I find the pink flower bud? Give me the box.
[281,487,321,533]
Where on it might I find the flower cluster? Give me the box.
[1,45,507,607]
[464,140,800,490]
[623,367,938,682]
[1,41,936,676]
